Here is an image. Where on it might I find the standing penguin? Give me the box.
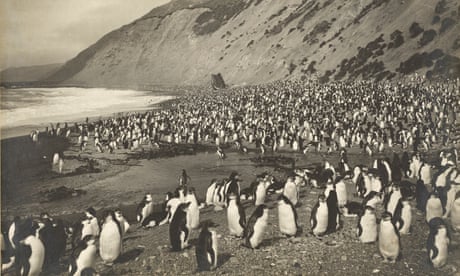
[169,202,191,251]
[244,204,269,249]
[278,195,299,237]
[136,194,154,224]
[283,176,299,207]
[426,193,443,223]
[254,179,268,206]
[99,211,122,265]
[227,194,246,237]
[195,222,218,271]
[311,195,329,237]
[450,191,460,232]
[325,185,340,234]
[205,179,218,206]
[14,218,45,276]
[114,209,130,234]
[378,212,400,263]
[392,199,412,235]
[37,213,66,271]
[81,208,99,240]
[427,218,450,268]
[357,206,377,243]
[384,184,402,216]
[335,178,347,208]
[185,188,200,230]
[69,235,97,276]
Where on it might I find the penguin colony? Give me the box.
[2,79,460,274]
[2,147,459,274]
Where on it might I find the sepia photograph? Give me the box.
[1,0,459,275]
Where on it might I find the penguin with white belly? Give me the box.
[244,204,269,249]
[227,194,246,238]
[427,218,450,268]
[99,211,122,265]
[136,194,154,224]
[451,191,460,231]
[195,222,218,271]
[384,184,402,216]
[169,202,191,251]
[14,218,45,276]
[426,192,444,223]
[311,194,329,237]
[185,188,200,230]
[283,176,299,207]
[378,211,401,263]
[357,206,377,243]
[392,198,412,235]
[69,235,97,276]
[277,195,299,237]
[254,179,268,206]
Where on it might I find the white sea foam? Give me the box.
[0,87,175,129]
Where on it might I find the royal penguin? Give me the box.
[99,211,122,265]
[244,204,269,249]
[195,222,218,271]
[227,194,246,237]
[427,218,450,268]
[166,196,182,224]
[325,183,340,234]
[426,192,443,223]
[169,202,191,251]
[283,176,299,206]
[450,191,460,232]
[36,213,66,270]
[335,178,347,208]
[14,218,45,276]
[311,194,329,237]
[378,212,400,263]
[81,208,99,240]
[384,184,402,216]
[363,191,383,209]
[185,188,200,230]
[254,179,269,206]
[392,198,412,235]
[69,235,97,276]
[205,179,218,206]
[142,192,171,228]
[277,195,299,237]
[114,209,130,234]
[136,194,154,224]
[357,206,378,243]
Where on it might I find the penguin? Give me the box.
[227,194,246,237]
[363,191,383,209]
[136,194,153,224]
[325,185,340,234]
[244,204,269,249]
[427,218,450,268]
[169,202,191,251]
[415,179,430,212]
[114,209,130,234]
[195,222,218,271]
[37,213,66,271]
[14,218,45,276]
[142,193,171,228]
[384,184,402,216]
[205,179,218,206]
[378,212,400,263]
[99,211,122,265]
[311,194,329,237]
[391,153,403,182]
[185,188,200,230]
[81,208,99,240]
[254,179,268,206]
[451,191,460,232]
[392,199,412,235]
[335,178,347,208]
[69,235,97,276]
[426,192,443,223]
[357,206,378,243]
[166,196,182,224]
[277,195,299,237]
[283,176,299,206]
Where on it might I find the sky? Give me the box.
[0,0,170,70]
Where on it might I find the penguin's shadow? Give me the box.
[116,248,145,263]
[218,252,232,267]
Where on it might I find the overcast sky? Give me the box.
[0,0,170,70]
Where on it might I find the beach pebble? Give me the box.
[341,255,347,261]
[372,269,380,273]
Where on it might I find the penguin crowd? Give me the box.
[2,78,460,274]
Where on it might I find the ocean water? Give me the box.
[0,87,175,132]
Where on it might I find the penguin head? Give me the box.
[429,192,440,199]
[188,187,196,195]
[145,194,153,202]
[82,234,96,245]
[85,207,97,219]
[165,192,173,202]
[228,193,238,201]
[102,210,116,223]
[318,194,326,203]
[364,205,375,215]
[114,209,124,221]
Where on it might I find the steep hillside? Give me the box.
[1,63,62,83]
[46,0,460,87]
